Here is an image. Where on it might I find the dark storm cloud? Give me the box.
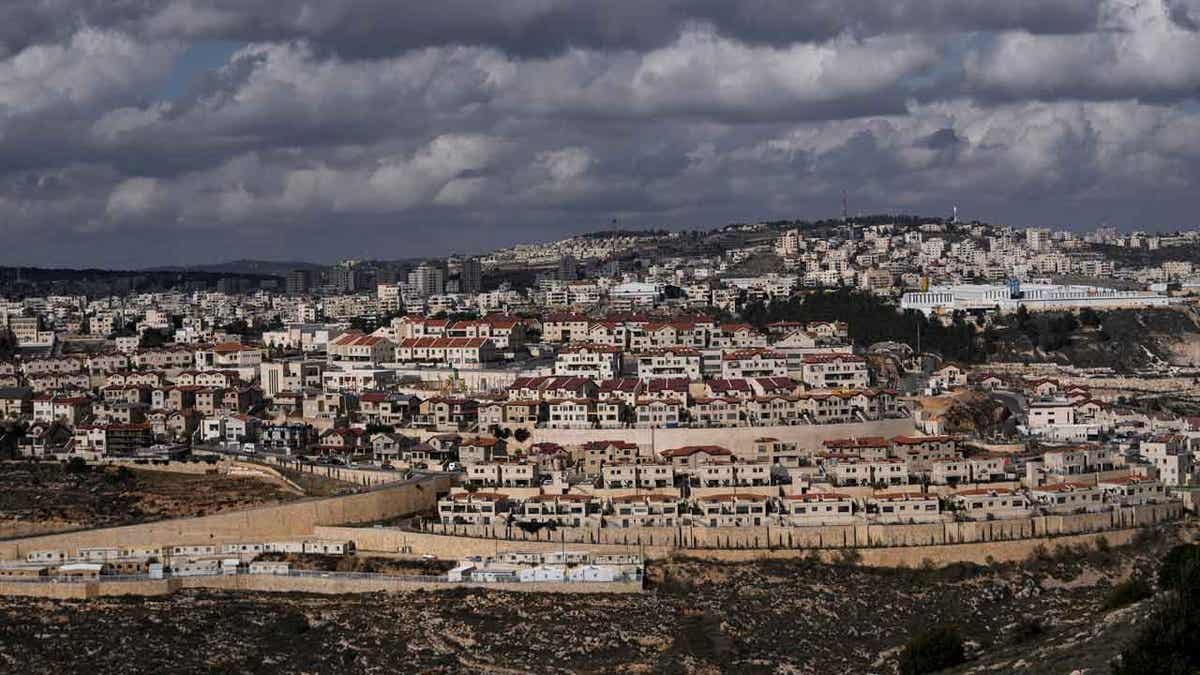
[1,0,1200,267]
[1166,0,1200,29]
[1,0,1106,59]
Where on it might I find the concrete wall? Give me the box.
[0,475,452,561]
[0,581,92,599]
[95,459,230,475]
[529,418,919,452]
[317,502,1182,563]
[257,455,408,488]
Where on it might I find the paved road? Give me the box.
[991,389,1027,415]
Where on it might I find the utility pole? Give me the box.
[916,317,921,361]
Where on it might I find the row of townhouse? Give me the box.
[42,381,266,421]
[132,348,197,370]
[817,435,1017,486]
[26,372,91,393]
[390,314,527,350]
[15,356,87,375]
[327,332,395,366]
[4,344,259,383]
[550,346,864,386]
[480,389,905,430]
[440,491,925,528]
[437,475,1172,531]
[394,337,497,369]
[13,539,356,580]
[540,314,767,351]
[106,370,167,387]
[437,492,602,527]
[564,437,967,486]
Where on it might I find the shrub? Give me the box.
[655,571,696,597]
[1158,544,1200,591]
[673,610,731,661]
[1028,544,1050,563]
[835,548,862,566]
[1011,617,1045,644]
[1102,578,1153,611]
[1132,527,1162,547]
[1114,549,1200,675]
[899,624,966,675]
[65,456,89,474]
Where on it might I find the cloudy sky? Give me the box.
[2,0,1200,267]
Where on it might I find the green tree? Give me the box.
[1159,544,1200,591]
[1115,544,1200,674]
[740,289,987,362]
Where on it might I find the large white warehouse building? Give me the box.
[900,282,1171,316]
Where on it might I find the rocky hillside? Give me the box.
[988,307,1200,371]
[0,524,1192,673]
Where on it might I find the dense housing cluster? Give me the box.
[0,219,1197,539]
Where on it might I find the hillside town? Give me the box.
[2,220,1200,509]
[2,217,1200,673]
[10,0,1200,668]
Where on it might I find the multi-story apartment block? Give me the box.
[800,354,869,389]
[608,495,680,528]
[554,345,622,381]
[720,349,789,379]
[778,493,854,525]
[600,462,675,489]
[635,348,702,380]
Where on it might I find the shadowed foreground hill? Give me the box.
[0,525,1193,673]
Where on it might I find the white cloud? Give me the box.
[0,29,178,114]
[964,0,1200,100]
[106,177,167,218]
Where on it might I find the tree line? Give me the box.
[741,289,987,363]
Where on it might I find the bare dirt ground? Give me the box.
[0,461,300,538]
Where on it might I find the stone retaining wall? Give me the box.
[316,502,1182,564]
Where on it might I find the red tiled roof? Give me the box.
[802,354,865,363]
[660,445,732,458]
[397,337,488,348]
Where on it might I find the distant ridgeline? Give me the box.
[0,267,284,297]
